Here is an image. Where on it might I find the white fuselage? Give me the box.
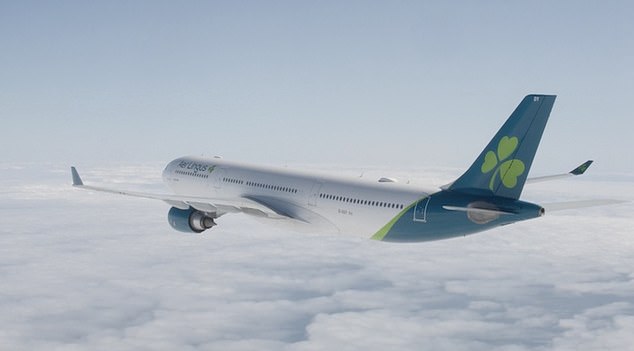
[162,156,435,238]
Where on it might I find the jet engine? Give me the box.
[168,207,216,233]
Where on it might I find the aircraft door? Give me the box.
[211,168,225,189]
[308,182,323,206]
[413,196,431,222]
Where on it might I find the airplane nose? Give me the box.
[162,159,177,182]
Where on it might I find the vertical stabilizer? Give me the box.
[449,95,556,199]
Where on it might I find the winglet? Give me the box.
[570,160,593,176]
[71,166,84,186]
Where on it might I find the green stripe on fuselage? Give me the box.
[370,201,418,241]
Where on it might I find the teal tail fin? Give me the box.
[449,94,556,199]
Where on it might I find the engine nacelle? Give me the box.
[167,207,216,233]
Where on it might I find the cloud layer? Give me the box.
[1,163,633,350]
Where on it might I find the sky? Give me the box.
[1,1,633,174]
[1,2,634,350]
[1,163,633,350]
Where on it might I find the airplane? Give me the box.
[70,94,616,242]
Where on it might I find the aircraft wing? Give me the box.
[71,167,291,220]
[441,160,593,190]
[525,160,593,184]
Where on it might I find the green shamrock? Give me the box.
[480,136,525,191]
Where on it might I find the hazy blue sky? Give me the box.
[2,1,633,173]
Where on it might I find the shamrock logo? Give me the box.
[481,136,525,191]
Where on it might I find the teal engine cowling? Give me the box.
[168,207,216,233]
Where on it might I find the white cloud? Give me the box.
[0,164,633,350]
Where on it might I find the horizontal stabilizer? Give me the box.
[542,199,626,212]
[442,205,516,216]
